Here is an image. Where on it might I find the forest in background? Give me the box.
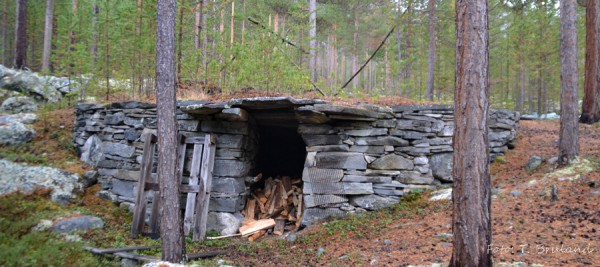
[0,0,586,112]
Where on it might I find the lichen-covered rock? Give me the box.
[0,159,84,204]
[430,153,453,182]
[369,154,414,170]
[0,96,38,113]
[349,195,399,210]
[0,113,36,145]
[52,215,104,233]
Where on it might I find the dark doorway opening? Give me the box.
[255,124,306,178]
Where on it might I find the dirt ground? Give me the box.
[206,120,600,266]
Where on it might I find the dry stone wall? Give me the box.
[74,98,519,229]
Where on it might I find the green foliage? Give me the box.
[0,191,103,266]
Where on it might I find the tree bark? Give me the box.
[230,1,235,46]
[91,1,99,65]
[309,0,317,82]
[351,8,359,90]
[426,0,436,101]
[177,5,184,82]
[396,1,403,97]
[404,0,413,99]
[558,0,580,167]
[42,0,54,72]
[581,0,600,123]
[14,0,28,69]
[156,0,185,262]
[450,0,492,266]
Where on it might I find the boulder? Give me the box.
[52,215,104,233]
[430,153,453,182]
[0,113,36,145]
[0,159,84,204]
[0,64,81,102]
[0,96,38,113]
[525,156,542,171]
[206,212,244,235]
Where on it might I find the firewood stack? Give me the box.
[239,175,303,241]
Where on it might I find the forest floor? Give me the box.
[1,106,600,266]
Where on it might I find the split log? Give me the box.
[239,218,276,236]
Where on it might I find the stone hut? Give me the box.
[73,97,519,233]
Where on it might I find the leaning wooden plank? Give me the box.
[84,245,161,255]
[113,252,158,262]
[239,218,276,235]
[193,134,217,241]
[131,133,156,238]
[206,233,242,240]
[184,143,204,236]
[187,250,227,260]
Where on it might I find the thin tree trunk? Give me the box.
[352,8,359,90]
[426,0,436,101]
[404,1,413,99]
[194,0,204,90]
[450,0,491,266]
[91,1,99,65]
[156,0,185,261]
[70,0,78,51]
[309,0,317,82]
[136,0,143,96]
[241,0,245,44]
[274,12,279,33]
[581,0,600,123]
[558,0,580,167]
[105,0,110,101]
[177,5,184,83]
[14,0,27,69]
[1,1,7,65]
[230,1,235,46]
[396,1,403,97]
[42,0,54,72]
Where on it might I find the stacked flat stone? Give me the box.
[73,98,519,228]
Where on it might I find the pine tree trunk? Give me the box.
[136,0,143,97]
[241,0,245,44]
[450,0,492,266]
[396,1,403,97]
[230,1,235,46]
[581,0,600,123]
[177,6,184,83]
[14,0,28,69]
[1,1,7,65]
[42,0,54,72]
[91,1,99,65]
[558,0,580,167]
[156,0,185,261]
[351,8,359,90]
[426,0,436,101]
[404,1,413,99]
[309,0,317,82]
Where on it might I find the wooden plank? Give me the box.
[184,143,204,236]
[206,233,242,240]
[184,135,207,144]
[193,134,216,241]
[84,245,161,255]
[144,183,199,193]
[131,133,156,238]
[239,218,276,235]
[295,193,303,229]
